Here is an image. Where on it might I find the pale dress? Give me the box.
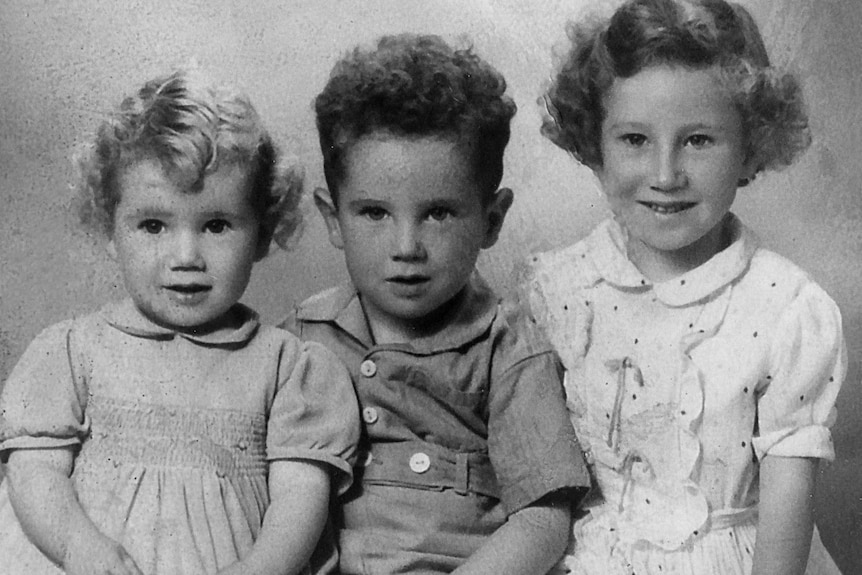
[526,216,846,575]
[0,300,360,575]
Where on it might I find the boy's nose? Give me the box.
[392,222,427,262]
[651,146,687,192]
[169,231,205,269]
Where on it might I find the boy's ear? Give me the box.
[313,187,345,250]
[481,187,514,249]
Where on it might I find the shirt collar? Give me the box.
[587,214,759,306]
[296,273,500,353]
[101,299,260,345]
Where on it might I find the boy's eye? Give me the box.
[360,207,388,221]
[620,133,647,147]
[427,207,453,222]
[140,219,164,234]
[686,134,713,148]
[204,219,231,234]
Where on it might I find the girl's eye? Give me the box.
[621,133,647,147]
[686,134,713,148]
[360,207,388,221]
[427,207,453,222]
[205,219,230,234]
[140,220,164,234]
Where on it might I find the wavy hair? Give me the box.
[315,34,517,201]
[542,0,811,181]
[76,68,303,253]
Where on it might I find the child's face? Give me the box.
[108,160,260,332]
[316,135,511,342]
[597,65,752,276]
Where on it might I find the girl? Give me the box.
[0,69,360,575]
[525,1,847,574]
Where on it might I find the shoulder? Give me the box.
[739,248,840,314]
[26,308,109,356]
[529,239,591,286]
[488,294,557,368]
[526,222,611,308]
[295,286,351,319]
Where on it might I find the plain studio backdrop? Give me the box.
[1,0,860,571]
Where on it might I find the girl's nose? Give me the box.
[170,230,205,269]
[392,221,427,262]
[651,146,687,192]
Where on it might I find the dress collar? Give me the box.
[587,214,759,306]
[101,299,260,345]
[296,273,500,354]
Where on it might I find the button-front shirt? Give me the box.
[284,275,589,573]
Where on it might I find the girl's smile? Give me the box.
[598,65,753,281]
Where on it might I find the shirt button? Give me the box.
[362,407,379,424]
[360,451,374,467]
[360,359,377,377]
[409,452,431,474]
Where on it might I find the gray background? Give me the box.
[1,1,860,571]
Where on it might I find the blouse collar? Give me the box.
[296,273,499,354]
[101,299,260,345]
[587,214,759,306]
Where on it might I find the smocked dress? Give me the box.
[526,216,846,575]
[0,299,360,575]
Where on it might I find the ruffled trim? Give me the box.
[581,285,735,557]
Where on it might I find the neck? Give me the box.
[626,215,732,283]
[362,289,466,345]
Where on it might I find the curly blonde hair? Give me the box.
[542,0,811,182]
[76,68,303,253]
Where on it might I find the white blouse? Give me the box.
[526,215,846,574]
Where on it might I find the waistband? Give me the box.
[357,440,500,498]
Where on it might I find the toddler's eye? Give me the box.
[686,134,713,148]
[205,219,230,234]
[427,207,453,222]
[621,133,647,147]
[140,220,164,234]
[360,207,388,221]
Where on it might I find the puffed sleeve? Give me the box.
[486,298,591,514]
[752,282,847,461]
[0,320,90,461]
[266,338,360,495]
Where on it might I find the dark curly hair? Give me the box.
[76,68,303,254]
[315,33,517,202]
[542,0,811,181]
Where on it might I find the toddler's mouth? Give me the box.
[640,201,696,214]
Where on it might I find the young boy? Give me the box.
[284,34,589,574]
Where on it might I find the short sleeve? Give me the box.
[486,299,591,514]
[752,283,846,461]
[0,320,90,461]
[266,338,361,495]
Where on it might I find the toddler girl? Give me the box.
[0,69,359,575]
[525,1,847,573]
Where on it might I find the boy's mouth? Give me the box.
[640,201,696,215]
[388,275,430,286]
[165,284,211,295]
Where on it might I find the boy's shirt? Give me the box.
[283,273,589,514]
